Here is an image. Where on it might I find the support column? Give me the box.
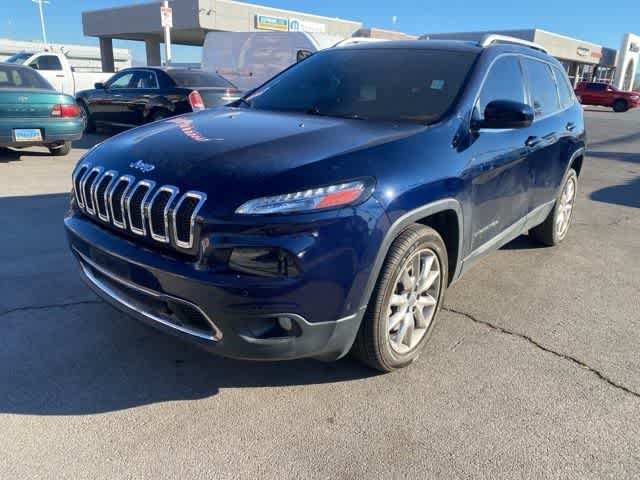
[145,37,162,66]
[99,37,115,73]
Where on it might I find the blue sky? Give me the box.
[2,0,637,63]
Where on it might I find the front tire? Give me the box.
[530,169,578,246]
[79,102,95,133]
[351,224,448,372]
[48,141,71,156]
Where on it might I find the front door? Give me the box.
[467,54,532,252]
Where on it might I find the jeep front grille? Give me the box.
[72,164,206,252]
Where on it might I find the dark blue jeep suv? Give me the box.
[65,37,585,371]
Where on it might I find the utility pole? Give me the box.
[32,0,50,48]
[162,0,172,65]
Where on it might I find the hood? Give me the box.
[83,107,424,217]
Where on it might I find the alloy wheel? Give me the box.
[386,248,441,354]
[556,176,576,238]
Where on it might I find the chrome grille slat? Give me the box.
[93,170,118,222]
[81,167,103,215]
[172,191,207,250]
[146,185,179,243]
[108,175,135,229]
[126,180,156,236]
[73,164,90,209]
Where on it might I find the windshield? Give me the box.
[243,48,478,123]
[0,65,53,90]
[168,70,235,88]
[5,53,34,65]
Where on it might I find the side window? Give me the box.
[587,83,605,91]
[132,71,158,89]
[553,66,574,108]
[30,55,62,71]
[107,72,134,89]
[474,56,525,120]
[522,58,560,117]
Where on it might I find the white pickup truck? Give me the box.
[4,51,112,96]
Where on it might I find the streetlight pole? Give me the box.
[163,0,172,65]
[32,0,50,49]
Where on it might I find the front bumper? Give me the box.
[0,118,83,147]
[65,214,370,361]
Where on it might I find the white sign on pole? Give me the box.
[161,6,173,28]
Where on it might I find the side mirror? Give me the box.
[296,50,313,63]
[473,100,534,130]
[30,63,40,70]
[94,82,105,89]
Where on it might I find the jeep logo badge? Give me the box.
[129,160,155,173]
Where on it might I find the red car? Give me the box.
[575,82,640,112]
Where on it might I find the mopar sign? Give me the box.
[255,15,289,31]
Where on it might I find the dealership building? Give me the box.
[79,0,638,90]
[422,29,639,90]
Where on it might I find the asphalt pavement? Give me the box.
[1,109,639,479]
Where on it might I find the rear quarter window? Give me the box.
[168,71,234,88]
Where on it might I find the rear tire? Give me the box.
[351,224,448,372]
[48,141,71,156]
[530,169,578,246]
[613,99,628,112]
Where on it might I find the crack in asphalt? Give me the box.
[443,306,640,400]
[0,299,103,318]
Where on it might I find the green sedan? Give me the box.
[0,63,83,156]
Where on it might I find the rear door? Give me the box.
[467,55,532,251]
[521,57,565,211]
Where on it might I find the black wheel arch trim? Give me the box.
[358,198,464,312]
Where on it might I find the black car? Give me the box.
[76,68,241,132]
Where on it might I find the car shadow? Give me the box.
[0,147,50,162]
[590,176,640,208]
[0,192,379,416]
[500,234,546,250]
[73,132,111,150]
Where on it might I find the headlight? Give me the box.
[235,179,373,215]
[630,95,639,100]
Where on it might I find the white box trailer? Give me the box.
[202,32,383,91]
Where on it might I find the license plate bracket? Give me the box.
[13,128,43,142]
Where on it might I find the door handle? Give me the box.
[55,74,64,78]
[566,122,576,132]
[525,136,542,148]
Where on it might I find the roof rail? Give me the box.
[479,34,548,53]
[332,37,389,48]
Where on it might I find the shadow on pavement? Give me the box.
[0,192,378,416]
[500,234,546,251]
[587,150,640,163]
[72,132,111,150]
[590,177,640,208]
[0,147,50,162]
